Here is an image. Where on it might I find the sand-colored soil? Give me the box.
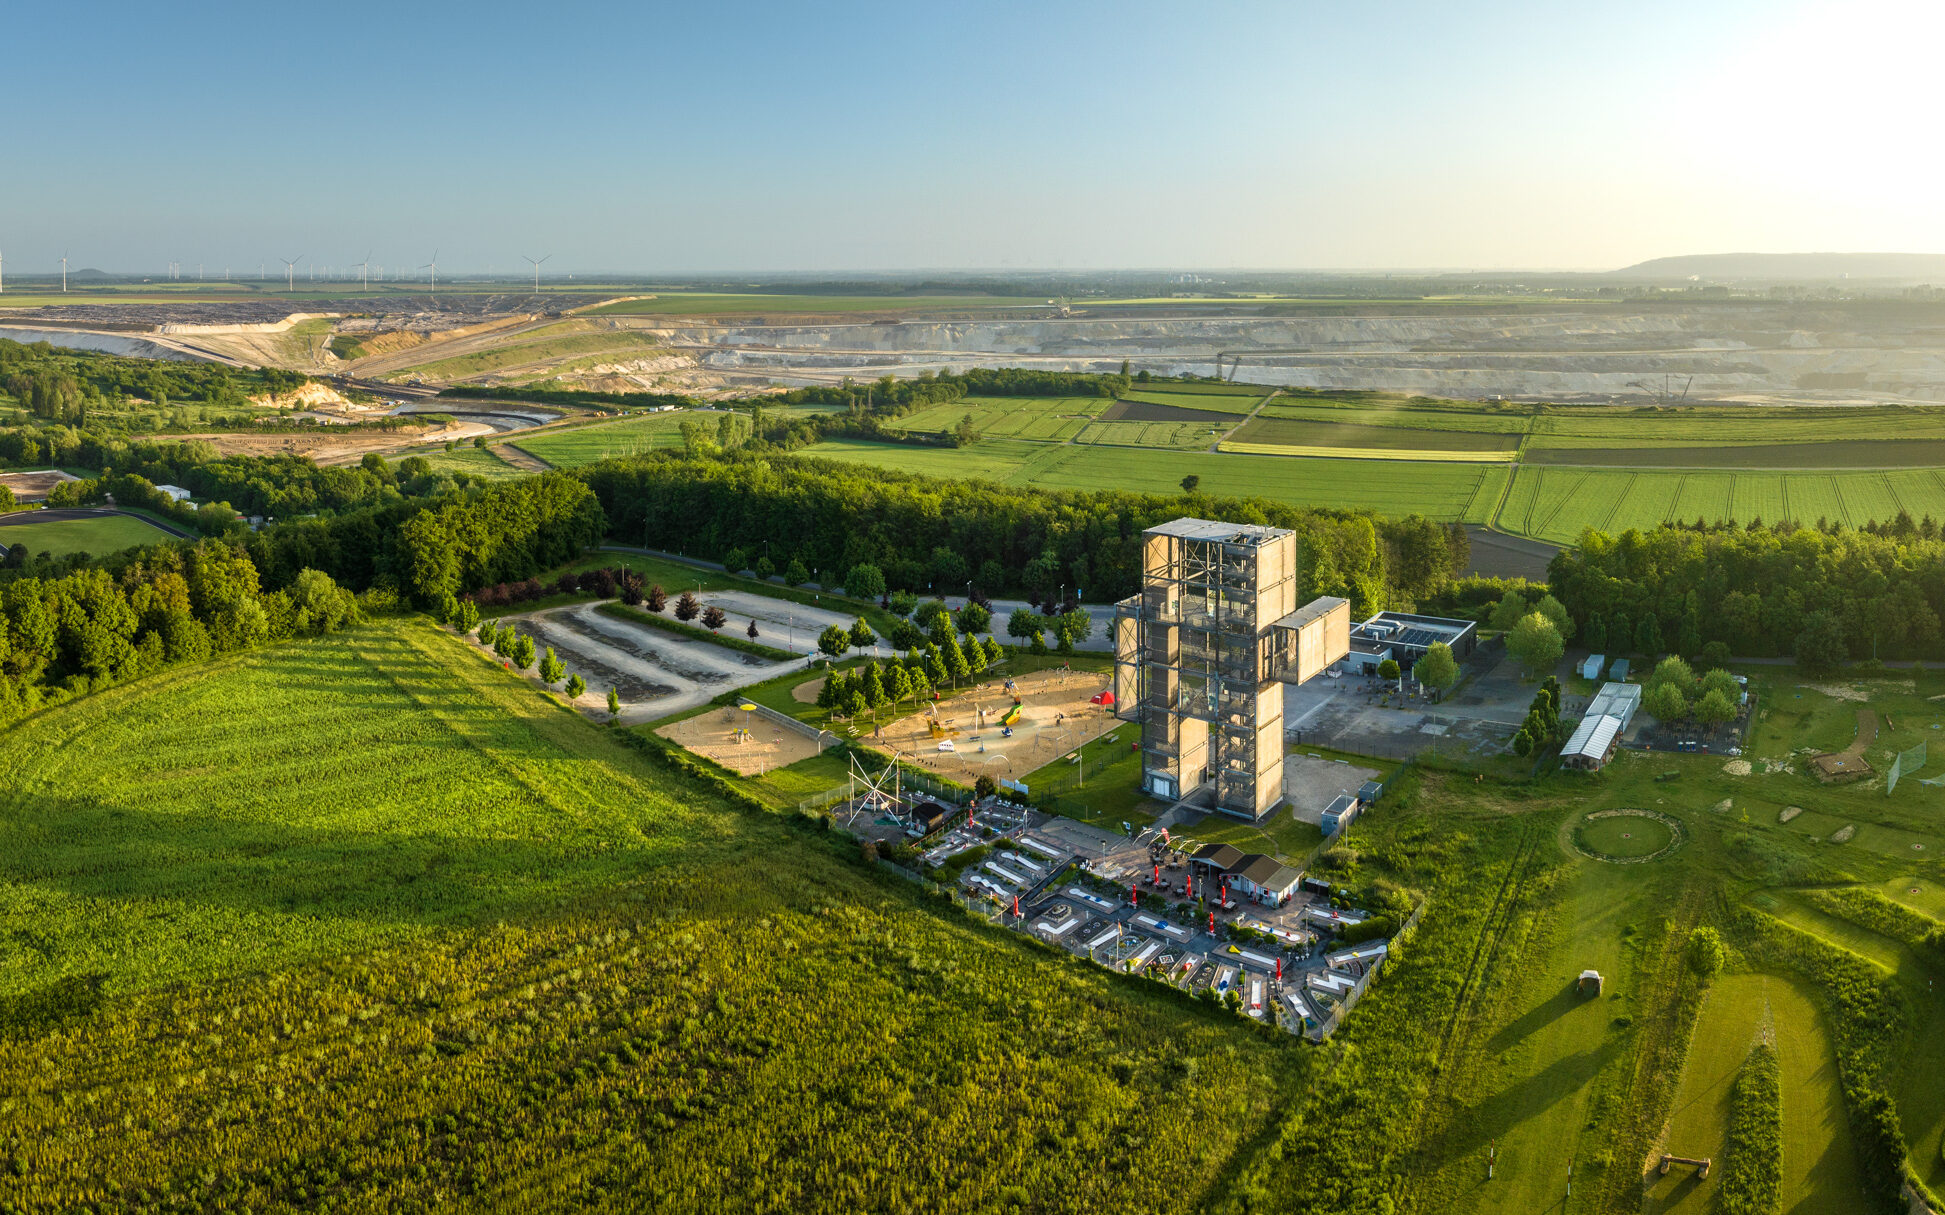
[851,667,1118,786]
[657,707,824,776]
[1811,709,1876,778]
[0,469,80,502]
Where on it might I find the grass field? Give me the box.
[0,511,179,559]
[1576,812,1674,858]
[0,620,1309,1212]
[514,410,713,466]
[797,439,1500,518]
[1644,973,1857,1215]
[1496,466,1945,542]
[415,444,528,479]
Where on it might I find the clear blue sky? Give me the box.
[8,0,1938,275]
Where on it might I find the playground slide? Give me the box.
[1000,703,1023,728]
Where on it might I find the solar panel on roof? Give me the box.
[1398,628,1438,647]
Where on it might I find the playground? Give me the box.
[865,666,1120,787]
[655,702,827,776]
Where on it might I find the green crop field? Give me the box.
[1231,416,1524,452]
[0,511,179,559]
[415,445,528,479]
[890,396,1112,441]
[513,410,713,467]
[1073,420,1228,449]
[1493,466,1945,542]
[0,621,1310,1211]
[796,438,1500,519]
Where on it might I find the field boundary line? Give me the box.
[1206,387,1282,451]
[1830,474,1852,527]
[1598,471,1636,533]
[1882,470,1908,520]
[1533,470,1589,539]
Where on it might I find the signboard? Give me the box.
[1000,778,1029,795]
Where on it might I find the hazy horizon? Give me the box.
[10,0,1943,276]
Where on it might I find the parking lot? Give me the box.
[1283,651,1529,763]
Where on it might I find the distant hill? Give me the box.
[69,268,112,282]
[1614,252,1945,281]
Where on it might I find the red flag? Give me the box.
[1153,864,1159,883]
[1012,896,1020,917]
[1275,958,1282,981]
[1130,884,1138,907]
[1209,911,1215,934]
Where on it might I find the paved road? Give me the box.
[0,507,196,540]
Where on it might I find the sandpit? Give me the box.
[852,667,1118,787]
[1811,709,1876,779]
[1721,759,1752,776]
[657,706,825,776]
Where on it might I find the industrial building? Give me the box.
[1561,681,1642,770]
[1344,611,1477,676]
[1113,518,1351,821]
[1321,793,1361,835]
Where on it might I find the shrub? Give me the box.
[1719,1043,1782,1215]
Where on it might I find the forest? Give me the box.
[1547,519,1945,667]
[574,451,1470,611]
[0,338,309,426]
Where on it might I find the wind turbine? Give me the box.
[523,253,550,295]
[421,250,439,294]
[60,251,70,293]
[1,248,5,295]
[280,255,303,292]
[353,251,371,292]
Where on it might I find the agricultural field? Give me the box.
[500,386,1945,543]
[1497,466,1945,543]
[513,410,716,467]
[798,438,1504,520]
[0,620,1311,1213]
[889,395,1113,441]
[414,444,528,480]
[0,511,181,559]
[1229,415,1523,453]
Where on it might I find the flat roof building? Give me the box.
[1322,793,1361,836]
[1343,611,1477,674]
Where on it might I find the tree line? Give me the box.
[0,542,358,726]
[575,451,1469,611]
[1548,522,1945,668]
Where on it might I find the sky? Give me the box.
[6,0,1943,276]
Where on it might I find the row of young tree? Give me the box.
[574,451,1469,610]
[464,611,620,716]
[1548,523,1945,669]
[814,635,1007,719]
